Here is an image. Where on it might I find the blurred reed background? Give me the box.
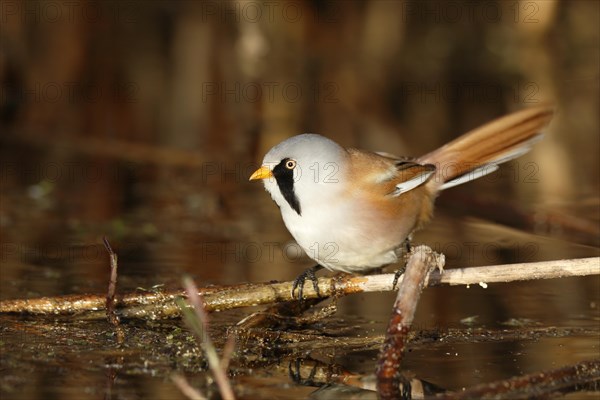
[0,0,598,304]
[1,1,599,398]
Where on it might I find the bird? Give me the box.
[249,105,554,299]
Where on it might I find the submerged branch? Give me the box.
[0,257,598,318]
[435,359,600,399]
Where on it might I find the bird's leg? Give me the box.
[392,236,413,290]
[392,267,405,291]
[292,265,323,300]
[288,359,319,387]
[404,236,412,254]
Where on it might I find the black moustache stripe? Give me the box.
[272,158,301,216]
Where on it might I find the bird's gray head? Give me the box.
[250,134,348,216]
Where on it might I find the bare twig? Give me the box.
[170,374,208,400]
[376,246,444,398]
[235,298,330,330]
[180,277,236,400]
[0,257,598,318]
[219,334,237,371]
[435,359,600,399]
[102,237,125,343]
[103,237,120,327]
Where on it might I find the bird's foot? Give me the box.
[392,267,405,290]
[288,359,319,387]
[392,238,413,290]
[292,265,323,300]
[404,236,413,254]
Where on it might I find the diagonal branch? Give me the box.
[377,246,444,398]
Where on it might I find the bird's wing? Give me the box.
[391,161,436,195]
[347,149,436,196]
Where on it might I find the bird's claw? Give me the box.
[392,267,405,290]
[288,359,319,386]
[291,266,322,300]
[392,237,412,290]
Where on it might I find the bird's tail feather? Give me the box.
[419,105,554,191]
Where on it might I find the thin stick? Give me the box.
[170,374,208,400]
[435,359,600,399]
[0,257,598,317]
[181,277,236,400]
[103,237,120,327]
[219,334,237,371]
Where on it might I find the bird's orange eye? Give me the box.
[285,160,297,169]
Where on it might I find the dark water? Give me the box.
[1,205,599,399]
[2,1,600,398]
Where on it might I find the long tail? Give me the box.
[419,105,554,191]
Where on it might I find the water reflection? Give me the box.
[2,0,599,398]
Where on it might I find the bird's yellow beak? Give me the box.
[249,166,273,181]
